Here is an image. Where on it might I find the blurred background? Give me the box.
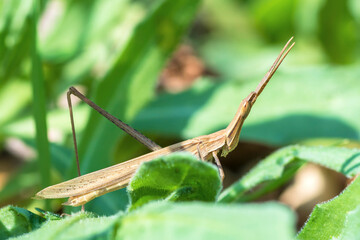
[0,0,359,228]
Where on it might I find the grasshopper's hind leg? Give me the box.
[67,87,161,152]
[67,87,163,178]
[67,87,162,211]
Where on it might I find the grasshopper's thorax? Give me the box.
[195,130,227,160]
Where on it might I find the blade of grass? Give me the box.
[30,0,51,208]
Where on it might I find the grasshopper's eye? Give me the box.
[242,101,252,118]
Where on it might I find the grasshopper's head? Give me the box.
[221,92,257,157]
[221,37,295,157]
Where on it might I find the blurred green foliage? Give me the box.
[0,205,45,239]
[0,0,359,221]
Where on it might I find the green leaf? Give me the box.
[35,208,61,221]
[338,205,360,240]
[116,202,296,240]
[219,145,360,203]
[12,211,118,240]
[297,177,360,239]
[127,153,222,211]
[0,205,44,239]
[10,202,296,240]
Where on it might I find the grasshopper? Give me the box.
[35,38,294,207]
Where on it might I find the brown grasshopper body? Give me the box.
[35,38,294,207]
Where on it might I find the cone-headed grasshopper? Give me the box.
[35,38,295,207]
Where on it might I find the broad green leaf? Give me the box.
[116,202,296,240]
[297,177,360,240]
[338,205,360,240]
[12,212,118,240]
[134,65,360,145]
[11,202,296,240]
[219,145,360,203]
[0,206,44,239]
[127,153,222,211]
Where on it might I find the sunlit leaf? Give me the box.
[297,177,360,239]
[127,153,221,210]
[219,145,360,203]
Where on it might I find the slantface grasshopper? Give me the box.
[35,38,294,207]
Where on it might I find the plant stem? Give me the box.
[30,0,51,209]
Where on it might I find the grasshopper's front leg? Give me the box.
[196,141,225,180]
[212,151,224,181]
